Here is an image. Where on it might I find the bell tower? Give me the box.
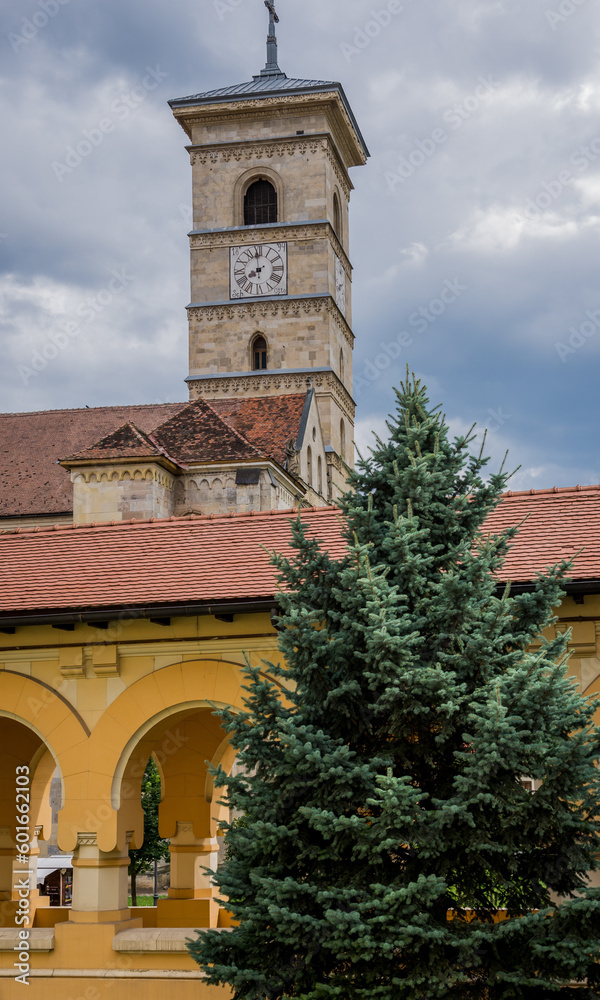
[169,3,368,497]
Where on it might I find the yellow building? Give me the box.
[0,506,345,998]
[2,7,600,1000]
[1,486,600,997]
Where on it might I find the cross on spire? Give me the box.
[259,0,284,78]
[265,1,279,25]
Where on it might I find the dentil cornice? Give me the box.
[187,294,354,347]
[188,131,353,199]
[176,91,366,172]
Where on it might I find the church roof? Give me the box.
[63,422,168,463]
[152,399,264,465]
[173,75,340,102]
[2,486,600,623]
[0,507,346,618]
[212,394,308,466]
[0,403,187,519]
[0,395,310,519]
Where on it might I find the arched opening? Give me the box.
[340,420,346,462]
[128,757,169,907]
[114,703,235,928]
[0,718,61,923]
[317,455,323,495]
[339,349,345,383]
[251,334,268,371]
[244,179,278,226]
[333,192,341,237]
[307,446,313,487]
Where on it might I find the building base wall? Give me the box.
[0,974,229,999]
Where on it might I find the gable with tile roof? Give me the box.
[50,391,326,525]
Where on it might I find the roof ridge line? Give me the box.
[0,402,187,418]
[0,506,332,537]
[501,484,600,499]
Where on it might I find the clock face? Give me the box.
[335,255,346,315]
[230,243,288,299]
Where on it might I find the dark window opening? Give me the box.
[244,179,278,226]
[252,335,268,370]
[333,193,341,237]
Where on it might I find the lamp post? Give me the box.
[153,858,159,907]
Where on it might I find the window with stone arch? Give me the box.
[340,419,346,462]
[244,178,278,226]
[317,455,323,495]
[339,348,345,383]
[307,446,313,487]
[251,334,268,371]
[333,191,342,239]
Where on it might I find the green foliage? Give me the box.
[188,374,600,998]
[128,758,169,906]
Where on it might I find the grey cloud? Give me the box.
[1,0,600,489]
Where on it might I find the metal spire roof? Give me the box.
[261,0,282,78]
[168,1,369,159]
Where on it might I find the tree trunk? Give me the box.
[131,868,137,908]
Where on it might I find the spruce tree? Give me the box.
[188,373,600,998]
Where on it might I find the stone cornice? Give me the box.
[188,133,353,199]
[183,459,303,496]
[70,465,177,487]
[187,369,355,421]
[63,457,180,476]
[189,220,352,278]
[187,294,354,347]
[174,91,367,170]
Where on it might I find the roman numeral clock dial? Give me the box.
[230,242,288,299]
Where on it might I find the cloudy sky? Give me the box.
[1,0,600,489]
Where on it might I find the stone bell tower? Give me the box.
[169,2,368,497]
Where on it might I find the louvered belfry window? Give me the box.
[244,179,278,226]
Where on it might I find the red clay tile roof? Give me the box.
[0,404,187,518]
[1,396,308,518]
[64,422,167,463]
[483,484,600,584]
[212,395,307,466]
[152,399,263,464]
[0,507,345,615]
[1,486,600,618]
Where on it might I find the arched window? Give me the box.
[333,192,341,237]
[244,179,277,226]
[252,335,267,370]
[339,349,345,383]
[307,446,313,487]
[340,419,346,462]
[317,455,323,495]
